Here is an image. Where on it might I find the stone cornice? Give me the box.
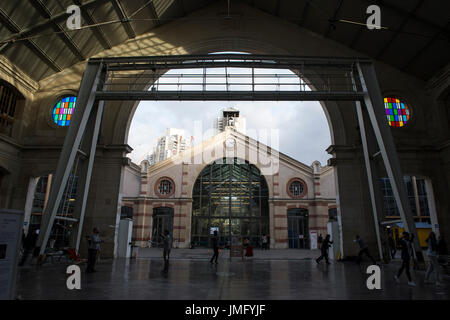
[0,56,39,97]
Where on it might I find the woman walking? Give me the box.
[394,232,416,286]
[424,231,441,285]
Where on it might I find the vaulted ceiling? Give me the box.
[0,0,449,82]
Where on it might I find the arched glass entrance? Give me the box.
[191,158,269,248]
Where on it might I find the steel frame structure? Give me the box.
[35,54,423,261]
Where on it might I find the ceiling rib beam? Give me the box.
[0,0,111,47]
[148,0,161,27]
[0,7,61,72]
[362,0,450,36]
[275,0,281,17]
[29,0,85,61]
[402,20,450,71]
[73,0,112,50]
[324,0,344,38]
[375,0,424,60]
[177,0,186,16]
[110,0,136,39]
[298,1,309,27]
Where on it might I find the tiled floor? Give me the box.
[16,249,450,300]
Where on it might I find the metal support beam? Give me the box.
[0,7,61,72]
[95,90,365,101]
[73,0,112,50]
[355,100,384,261]
[36,62,106,256]
[28,0,85,61]
[356,62,423,261]
[110,0,136,39]
[72,99,105,254]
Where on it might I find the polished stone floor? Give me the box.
[16,249,450,300]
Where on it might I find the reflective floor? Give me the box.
[16,250,450,300]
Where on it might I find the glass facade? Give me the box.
[380,176,430,222]
[191,158,269,247]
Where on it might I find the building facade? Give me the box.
[123,126,337,249]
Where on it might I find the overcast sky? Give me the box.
[128,100,332,166]
[127,67,332,167]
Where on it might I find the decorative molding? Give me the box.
[0,56,39,96]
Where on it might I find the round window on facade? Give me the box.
[384,97,410,127]
[52,96,77,127]
[287,178,307,198]
[155,177,175,197]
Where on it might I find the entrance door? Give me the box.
[152,207,174,247]
[287,208,309,249]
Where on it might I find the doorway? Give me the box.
[287,208,309,249]
[151,207,174,248]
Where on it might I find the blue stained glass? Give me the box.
[52,96,77,127]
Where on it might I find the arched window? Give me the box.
[384,97,410,127]
[191,158,269,247]
[52,96,77,127]
[0,80,24,136]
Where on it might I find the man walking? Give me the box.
[388,234,396,259]
[86,227,102,273]
[316,234,333,265]
[210,231,219,264]
[161,230,171,273]
[18,229,39,266]
[354,235,377,265]
[394,232,416,286]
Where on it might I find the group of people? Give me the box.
[315,230,446,287]
[81,227,448,288]
[395,231,445,286]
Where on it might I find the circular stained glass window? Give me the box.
[52,96,76,127]
[384,97,410,127]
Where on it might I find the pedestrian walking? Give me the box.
[244,238,253,258]
[437,235,448,256]
[161,229,171,273]
[354,235,377,265]
[210,231,219,264]
[18,229,39,266]
[261,234,268,250]
[424,231,441,285]
[388,234,396,259]
[318,234,323,250]
[394,232,416,286]
[86,227,102,273]
[316,234,333,265]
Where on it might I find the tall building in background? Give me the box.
[147,128,192,165]
[214,107,246,134]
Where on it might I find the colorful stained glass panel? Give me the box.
[52,96,76,126]
[384,97,410,127]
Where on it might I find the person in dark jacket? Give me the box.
[18,229,39,266]
[354,235,377,265]
[86,227,102,273]
[437,235,448,256]
[210,231,219,264]
[388,234,396,259]
[316,234,333,265]
[394,232,416,286]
